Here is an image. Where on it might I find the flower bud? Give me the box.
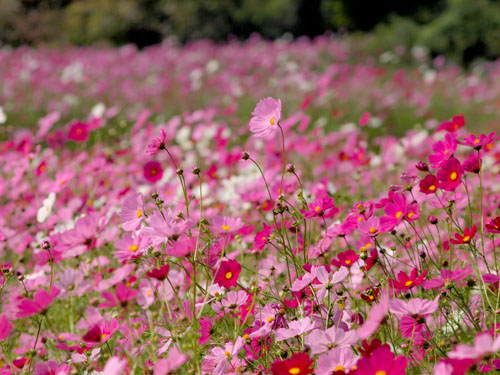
[415,161,429,172]
[241,152,250,161]
[428,215,438,224]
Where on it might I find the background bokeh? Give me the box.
[2,0,500,64]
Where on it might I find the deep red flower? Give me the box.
[331,250,359,268]
[463,154,481,173]
[143,161,163,183]
[436,157,463,191]
[271,352,314,375]
[419,174,439,195]
[358,338,390,357]
[486,217,500,234]
[146,264,170,281]
[389,268,427,291]
[451,226,477,245]
[214,259,241,289]
[360,287,380,303]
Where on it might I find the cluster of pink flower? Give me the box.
[0,40,500,375]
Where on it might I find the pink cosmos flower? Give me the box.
[100,283,138,308]
[211,215,243,234]
[154,346,188,375]
[214,259,241,289]
[356,292,389,340]
[458,131,499,150]
[316,347,358,375]
[119,192,145,231]
[146,129,167,155]
[102,357,127,375]
[356,346,407,375]
[201,337,245,375]
[199,316,213,345]
[252,223,272,252]
[389,296,439,316]
[275,317,315,341]
[141,210,192,245]
[437,157,463,191]
[114,232,150,263]
[448,332,500,359]
[486,217,500,234]
[82,318,119,344]
[213,290,248,314]
[423,267,472,289]
[0,314,13,340]
[17,286,60,318]
[144,161,163,183]
[57,213,101,258]
[428,132,457,167]
[358,216,383,237]
[463,154,481,173]
[249,97,282,138]
[35,360,70,375]
[300,197,339,219]
[68,121,89,142]
[305,326,358,354]
[359,112,371,127]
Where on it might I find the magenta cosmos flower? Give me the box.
[68,121,89,142]
[300,197,339,219]
[143,161,163,183]
[356,346,407,375]
[214,259,241,289]
[249,97,282,138]
[17,286,60,317]
[436,157,463,191]
[146,129,167,155]
[119,192,145,231]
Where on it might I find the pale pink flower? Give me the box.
[305,326,358,355]
[249,97,282,138]
[275,317,315,341]
[154,346,188,375]
[119,192,145,231]
[356,291,389,340]
[102,356,127,375]
[389,296,439,316]
[448,333,500,359]
[316,347,358,375]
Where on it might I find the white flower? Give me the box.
[37,193,56,223]
[0,107,6,124]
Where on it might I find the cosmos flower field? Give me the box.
[1,36,500,375]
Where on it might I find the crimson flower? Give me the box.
[486,217,500,234]
[389,268,427,291]
[214,259,241,289]
[419,174,438,194]
[68,121,89,142]
[146,264,170,281]
[436,114,465,132]
[437,157,463,191]
[451,226,477,245]
[271,352,314,375]
[331,250,359,268]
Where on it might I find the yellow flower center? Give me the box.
[395,211,403,219]
[147,289,152,296]
[59,335,64,340]
[225,271,233,279]
[289,367,300,375]
[345,260,351,265]
[375,371,387,375]
[150,169,157,175]
[315,206,321,213]
[334,366,345,372]
[136,209,142,218]
[266,316,274,323]
[369,295,374,300]
[222,225,231,231]
[369,227,377,234]
[357,216,364,222]
[462,235,470,242]
[407,212,415,219]
[262,236,267,241]
[429,185,436,191]
[224,351,230,356]
[100,333,108,341]
[405,280,413,287]
[474,138,480,145]
[270,117,275,125]
[365,243,372,248]
[129,244,139,252]
[243,334,249,339]
[450,172,458,181]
